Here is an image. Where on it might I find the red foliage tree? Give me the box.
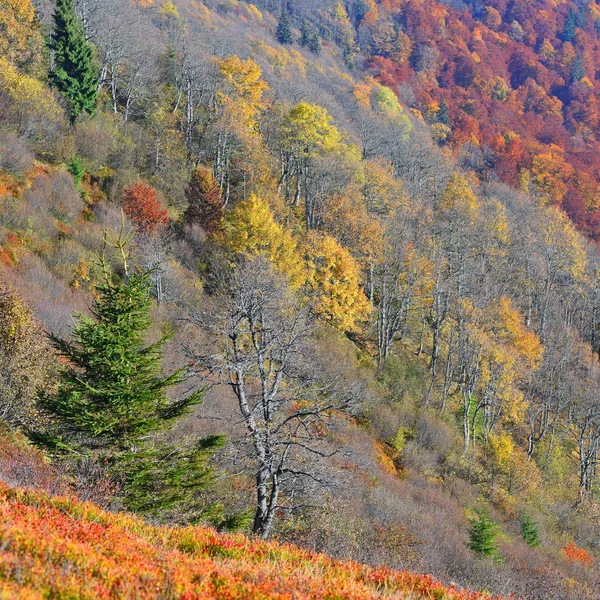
[122,181,169,233]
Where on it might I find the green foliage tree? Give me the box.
[468,508,499,556]
[520,515,540,547]
[50,0,98,122]
[276,9,293,45]
[41,229,222,520]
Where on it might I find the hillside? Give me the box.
[359,0,600,239]
[1,0,600,599]
[0,482,495,599]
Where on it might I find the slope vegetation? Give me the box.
[0,483,496,600]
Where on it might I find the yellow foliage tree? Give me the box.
[0,283,52,428]
[220,194,305,289]
[304,232,371,331]
[0,0,43,71]
[458,296,543,452]
[439,173,480,220]
[218,55,269,132]
[280,102,341,158]
[531,145,574,205]
[358,158,406,215]
[0,57,62,137]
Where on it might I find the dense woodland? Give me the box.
[2,0,600,598]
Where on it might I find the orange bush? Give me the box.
[562,541,594,566]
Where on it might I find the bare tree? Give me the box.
[189,258,357,538]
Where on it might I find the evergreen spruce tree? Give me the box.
[468,508,499,556]
[308,33,322,56]
[520,515,540,548]
[575,6,588,29]
[438,96,451,127]
[276,9,293,45]
[571,55,586,83]
[299,19,310,47]
[562,7,577,42]
[41,229,223,520]
[50,0,98,122]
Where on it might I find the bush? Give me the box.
[0,429,66,495]
[74,116,111,172]
[25,171,83,225]
[0,131,34,176]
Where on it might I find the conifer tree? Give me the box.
[438,96,451,127]
[520,515,540,547]
[299,19,310,47]
[468,508,499,556]
[46,266,196,446]
[571,55,586,83]
[308,33,322,56]
[50,0,98,122]
[41,225,223,519]
[276,9,293,45]
[562,7,577,42]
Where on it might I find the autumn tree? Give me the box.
[220,194,306,290]
[50,0,98,122]
[376,240,433,366]
[122,181,169,233]
[0,283,52,429]
[304,231,371,332]
[0,0,43,71]
[278,102,341,228]
[0,56,62,139]
[211,55,270,204]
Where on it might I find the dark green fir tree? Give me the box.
[520,515,540,548]
[276,9,294,45]
[571,54,586,83]
[308,33,322,56]
[299,18,310,47]
[468,508,499,556]
[41,229,224,521]
[438,96,451,127]
[50,0,98,122]
[562,6,577,42]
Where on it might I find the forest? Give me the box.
[2,0,600,598]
